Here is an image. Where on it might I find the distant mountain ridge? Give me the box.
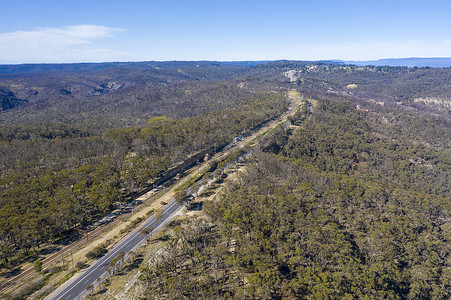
[0,61,267,75]
[0,58,449,75]
[342,57,451,68]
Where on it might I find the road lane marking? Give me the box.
[52,200,181,300]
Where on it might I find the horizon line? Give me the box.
[1,56,451,66]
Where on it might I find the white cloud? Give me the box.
[1,25,450,63]
[0,25,125,63]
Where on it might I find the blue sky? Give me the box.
[1,0,450,63]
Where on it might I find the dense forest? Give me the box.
[138,99,450,299]
[0,64,289,266]
[0,61,449,299]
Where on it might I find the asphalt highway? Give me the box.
[48,200,181,300]
[46,93,301,300]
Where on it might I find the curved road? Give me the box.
[47,200,181,300]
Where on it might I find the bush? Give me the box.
[75,261,86,270]
[48,266,62,274]
[34,260,42,273]
[120,217,145,234]
[86,244,107,260]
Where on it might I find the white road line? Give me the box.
[52,200,180,300]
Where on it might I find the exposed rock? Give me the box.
[414,97,451,110]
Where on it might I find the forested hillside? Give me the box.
[138,98,450,299]
[249,61,451,114]
[0,61,449,299]
[0,89,27,111]
[0,63,288,268]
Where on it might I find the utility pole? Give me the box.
[71,247,75,273]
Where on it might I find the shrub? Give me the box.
[75,261,86,270]
[34,260,42,273]
[86,244,107,260]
